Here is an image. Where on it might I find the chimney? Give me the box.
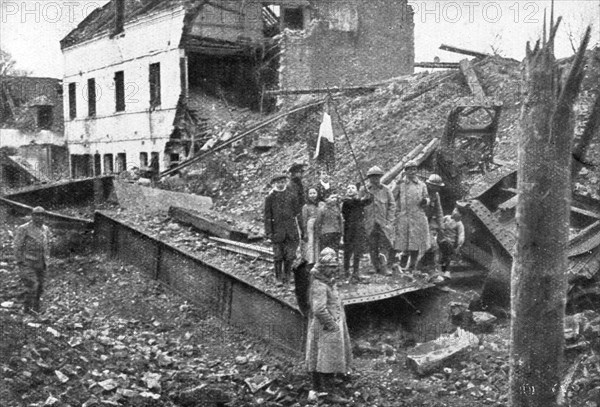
[114,0,125,35]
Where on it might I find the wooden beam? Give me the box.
[414,62,460,69]
[439,44,490,59]
[168,206,249,241]
[264,85,378,96]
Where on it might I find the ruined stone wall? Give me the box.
[280,0,414,91]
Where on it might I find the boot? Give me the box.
[311,372,324,392]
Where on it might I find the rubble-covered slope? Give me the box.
[172,49,600,227]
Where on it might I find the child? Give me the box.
[341,183,372,282]
[438,207,465,275]
[315,194,343,260]
[316,170,334,203]
[302,188,320,266]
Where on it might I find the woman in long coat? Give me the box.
[305,248,352,400]
[392,161,430,270]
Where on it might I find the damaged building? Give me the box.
[0,76,68,189]
[61,0,414,176]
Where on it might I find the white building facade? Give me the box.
[62,4,186,177]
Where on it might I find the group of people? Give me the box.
[263,160,465,286]
[263,160,466,403]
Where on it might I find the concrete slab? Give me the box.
[113,181,212,213]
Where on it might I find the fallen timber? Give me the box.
[0,197,93,230]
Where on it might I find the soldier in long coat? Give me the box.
[305,248,351,403]
[14,206,50,314]
[264,173,305,284]
[392,161,430,271]
[363,166,396,275]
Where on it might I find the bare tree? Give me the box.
[0,49,30,76]
[509,7,592,407]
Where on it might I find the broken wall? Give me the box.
[279,0,414,91]
[17,144,69,181]
[188,0,263,43]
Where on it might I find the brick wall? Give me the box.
[280,0,414,91]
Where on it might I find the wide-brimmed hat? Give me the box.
[426,174,445,187]
[318,247,338,266]
[288,162,306,173]
[366,166,384,177]
[271,173,288,183]
[404,160,418,169]
[32,206,46,215]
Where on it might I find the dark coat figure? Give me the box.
[288,177,305,209]
[288,163,306,209]
[264,175,304,283]
[341,185,372,280]
[14,207,50,314]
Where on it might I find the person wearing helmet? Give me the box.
[392,161,430,272]
[305,248,351,404]
[362,166,395,276]
[13,206,51,315]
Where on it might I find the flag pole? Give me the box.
[324,86,366,185]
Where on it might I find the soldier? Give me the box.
[392,161,430,272]
[363,166,396,275]
[14,206,51,315]
[264,173,305,285]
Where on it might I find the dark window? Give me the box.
[180,57,188,97]
[88,78,96,117]
[150,152,160,172]
[68,83,77,119]
[140,152,148,168]
[115,71,125,112]
[103,154,114,174]
[149,63,161,108]
[37,106,53,129]
[116,153,127,173]
[282,7,304,29]
[94,153,101,176]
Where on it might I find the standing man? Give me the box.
[393,161,430,272]
[288,162,306,208]
[363,166,396,276]
[264,173,305,285]
[14,206,51,315]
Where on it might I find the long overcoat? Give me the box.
[264,188,302,244]
[393,178,430,252]
[363,184,396,244]
[305,271,352,373]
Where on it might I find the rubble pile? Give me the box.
[180,50,600,221]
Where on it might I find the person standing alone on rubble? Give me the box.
[392,161,431,272]
[363,166,395,276]
[14,206,51,315]
[305,248,351,405]
[264,173,305,286]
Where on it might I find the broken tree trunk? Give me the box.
[509,12,591,406]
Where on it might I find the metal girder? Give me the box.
[341,282,435,305]
[467,200,516,256]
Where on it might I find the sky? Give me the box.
[0,0,598,78]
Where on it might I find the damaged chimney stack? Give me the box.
[114,0,125,35]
